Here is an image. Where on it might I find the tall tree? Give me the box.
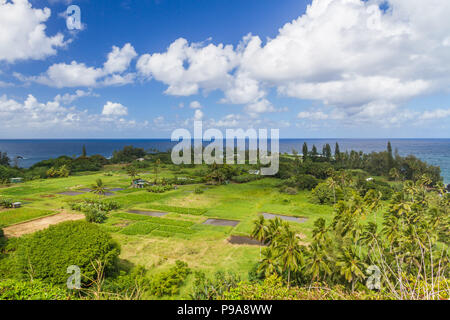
[335,142,341,162]
[275,228,304,288]
[0,151,10,167]
[258,248,279,278]
[127,165,139,180]
[323,144,332,161]
[311,145,318,160]
[302,142,308,161]
[387,141,394,171]
[326,177,338,204]
[251,216,268,260]
[82,145,87,158]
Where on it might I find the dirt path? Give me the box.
[3,211,84,238]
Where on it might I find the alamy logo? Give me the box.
[66,5,82,31]
[67,265,81,290]
[366,265,381,290]
[171,121,279,176]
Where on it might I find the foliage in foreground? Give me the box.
[15,221,120,285]
[249,177,449,300]
[0,279,72,300]
[149,261,190,297]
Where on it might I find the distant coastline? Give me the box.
[0,138,449,183]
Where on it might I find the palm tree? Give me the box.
[251,216,268,260]
[349,192,368,219]
[127,166,139,180]
[364,189,382,222]
[258,248,279,278]
[435,181,446,195]
[307,243,332,282]
[266,218,283,246]
[326,177,338,204]
[91,178,107,196]
[338,170,352,188]
[275,228,304,288]
[312,218,329,244]
[417,174,432,187]
[335,245,367,291]
[389,168,401,181]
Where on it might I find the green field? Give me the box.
[0,166,387,298]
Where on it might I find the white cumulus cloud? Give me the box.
[137,38,239,96]
[17,43,137,88]
[136,0,450,123]
[102,101,128,116]
[0,0,67,63]
[189,101,202,109]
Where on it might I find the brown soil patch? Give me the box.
[57,191,84,196]
[40,194,56,198]
[108,188,125,192]
[128,210,168,217]
[262,212,308,223]
[228,236,267,246]
[203,219,240,227]
[3,211,84,238]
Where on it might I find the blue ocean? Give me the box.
[0,139,449,184]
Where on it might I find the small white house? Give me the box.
[12,202,22,208]
[366,177,374,182]
[249,170,260,175]
[136,158,145,162]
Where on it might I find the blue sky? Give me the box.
[0,0,449,138]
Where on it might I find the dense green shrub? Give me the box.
[84,207,108,224]
[311,182,343,204]
[194,187,204,194]
[0,198,13,209]
[15,221,120,285]
[30,155,105,175]
[70,199,120,213]
[0,165,21,184]
[295,174,320,190]
[280,186,298,195]
[0,279,72,300]
[299,161,334,180]
[150,261,190,297]
[70,199,120,224]
[281,174,319,191]
[111,146,146,164]
[101,266,150,298]
[356,179,393,200]
[190,271,241,300]
[46,165,70,178]
[231,174,260,184]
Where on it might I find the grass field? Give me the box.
[0,167,381,298]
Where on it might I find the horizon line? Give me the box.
[0,138,450,141]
